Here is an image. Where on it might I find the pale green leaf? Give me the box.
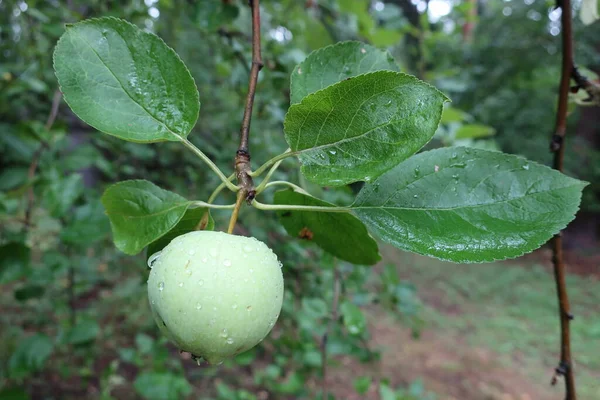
[454,124,495,140]
[580,0,599,25]
[353,147,587,263]
[101,180,193,255]
[340,302,366,335]
[274,189,380,265]
[284,71,449,186]
[290,41,399,104]
[54,17,199,143]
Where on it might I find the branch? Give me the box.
[24,89,62,229]
[549,0,577,398]
[228,0,263,232]
[321,265,341,400]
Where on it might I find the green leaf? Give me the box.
[440,105,470,124]
[44,174,83,217]
[284,71,449,186]
[61,201,110,246]
[290,41,399,104]
[0,243,30,284]
[146,207,213,260]
[14,285,45,302]
[65,319,100,345]
[340,302,366,335]
[273,189,380,265]
[134,372,192,400]
[353,147,587,263]
[8,334,54,379]
[0,387,30,400]
[353,376,372,395]
[101,180,193,255]
[53,17,199,143]
[454,124,495,140]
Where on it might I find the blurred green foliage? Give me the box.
[0,0,598,399]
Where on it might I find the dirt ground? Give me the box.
[325,246,599,400]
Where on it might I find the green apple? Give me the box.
[147,231,284,364]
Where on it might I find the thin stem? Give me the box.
[228,191,246,234]
[549,0,577,398]
[180,138,238,191]
[24,89,62,229]
[191,201,236,210]
[321,264,341,400]
[238,0,263,154]
[208,173,237,204]
[254,159,283,194]
[251,199,351,213]
[228,0,263,233]
[251,148,295,177]
[263,181,310,195]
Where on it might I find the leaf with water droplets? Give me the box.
[284,71,449,186]
[274,189,380,265]
[353,147,587,263]
[146,208,214,261]
[53,17,199,142]
[101,180,194,255]
[290,41,399,105]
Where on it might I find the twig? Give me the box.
[321,265,341,400]
[228,0,263,232]
[24,89,62,229]
[549,0,576,398]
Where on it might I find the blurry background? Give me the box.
[0,0,599,399]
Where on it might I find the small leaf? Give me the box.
[353,147,587,263]
[454,124,495,140]
[274,189,380,265]
[284,71,449,186]
[8,334,54,379]
[146,207,213,260]
[340,302,366,335]
[101,180,193,255]
[61,200,110,246]
[14,285,45,302]
[134,372,192,400]
[54,17,199,143]
[65,318,100,345]
[290,41,399,104]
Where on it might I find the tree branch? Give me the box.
[228,0,263,232]
[24,89,62,229]
[549,0,576,398]
[321,265,341,400]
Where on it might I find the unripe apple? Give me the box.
[147,231,284,364]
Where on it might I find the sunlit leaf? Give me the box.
[54,17,199,143]
[284,71,449,186]
[340,302,366,335]
[353,147,587,263]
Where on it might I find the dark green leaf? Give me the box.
[54,17,199,143]
[146,207,213,260]
[61,200,110,245]
[65,319,100,345]
[8,334,54,379]
[274,189,380,265]
[0,167,29,191]
[353,147,587,263]
[290,41,399,104]
[14,285,45,302]
[0,243,30,284]
[284,71,449,186]
[353,376,372,395]
[340,302,366,335]
[134,372,192,400]
[101,180,193,255]
[0,387,30,400]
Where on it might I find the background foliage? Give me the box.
[1,0,599,399]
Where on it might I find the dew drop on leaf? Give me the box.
[147,251,162,269]
[158,282,164,291]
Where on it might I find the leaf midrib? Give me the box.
[74,30,183,141]
[353,183,582,212]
